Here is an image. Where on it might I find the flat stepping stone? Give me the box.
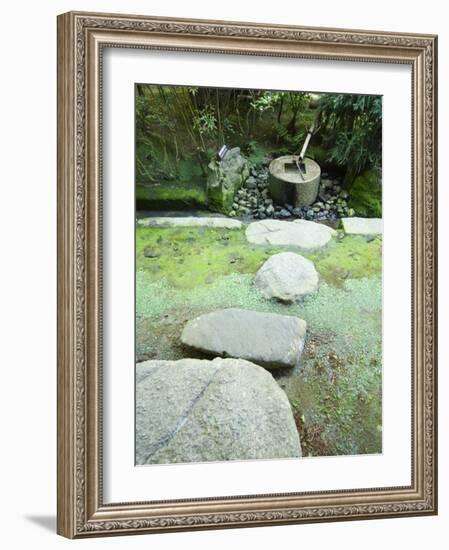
[255,252,319,303]
[136,357,301,464]
[138,216,242,229]
[245,219,335,249]
[341,217,383,235]
[181,308,306,369]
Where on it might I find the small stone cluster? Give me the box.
[228,164,355,221]
[228,166,273,218]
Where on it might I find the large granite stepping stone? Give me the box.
[181,308,306,369]
[138,216,242,229]
[341,217,382,235]
[245,219,335,249]
[136,357,302,464]
[255,252,319,303]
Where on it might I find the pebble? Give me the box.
[144,248,160,258]
[231,165,351,222]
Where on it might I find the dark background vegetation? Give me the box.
[136,84,382,216]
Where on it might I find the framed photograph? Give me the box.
[57,11,438,538]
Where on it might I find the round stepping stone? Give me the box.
[181,308,306,369]
[245,219,335,249]
[255,252,319,303]
[136,357,301,464]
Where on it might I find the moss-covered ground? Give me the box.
[136,181,207,210]
[136,223,382,458]
[348,169,382,218]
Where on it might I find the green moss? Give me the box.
[135,224,383,457]
[136,226,284,289]
[177,159,205,182]
[308,234,382,287]
[349,169,382,217]
[206,184,236,214]
[136,181,207,209]
[136,225,382,290]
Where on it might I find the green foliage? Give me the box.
[250,91,281,113]
[135,85,318,183]
[318,94,382,181]
[348,169,382,217]
[136,85,383,220]
[193,106,217,135]
[243,140,268,168]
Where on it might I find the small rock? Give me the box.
[144,248,160,258]
[280,208,290,218]
[255,252,319,303]
[230,252,242,262]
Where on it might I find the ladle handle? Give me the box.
[299,130,313,162]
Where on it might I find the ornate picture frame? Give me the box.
[57,11,438,538]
